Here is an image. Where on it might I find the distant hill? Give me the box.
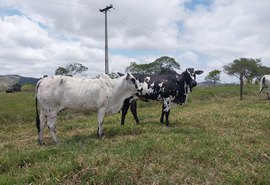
[18,76,40,85]
[198,81,238,87]
[0,75,39,91]
[198,81,221,86]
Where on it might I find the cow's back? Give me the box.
[36,76,106,111]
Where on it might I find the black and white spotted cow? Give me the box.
[35,73,143,145]
[260,75,270,100]
[120,68,203,127]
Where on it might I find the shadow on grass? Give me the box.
[64,134,97,145]
[104,125,143,138]
[63,125,143,144]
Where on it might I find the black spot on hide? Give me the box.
[131,78,136,84]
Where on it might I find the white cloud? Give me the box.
[0,13,105,77]
[181,0,270,62]
[0,0,269,83]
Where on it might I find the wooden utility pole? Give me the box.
[100,4,113,74]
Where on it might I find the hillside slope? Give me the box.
[0,75,39,91]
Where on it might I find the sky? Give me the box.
[0,0,270,83]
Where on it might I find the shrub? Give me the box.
[21,84,36,92]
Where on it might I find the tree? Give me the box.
[125,56,180,74]
[223,58,261,100]
[55,62,88,76]
[12,83,21,92]
[255,65,270,83]
[205,70,221,85]
[108,72,119,79]
[55,67,68,76]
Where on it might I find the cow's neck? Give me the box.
[109,77,134,110]
[179,72,186,81]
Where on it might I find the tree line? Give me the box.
[207,58,270,100]
[55,57,270,100]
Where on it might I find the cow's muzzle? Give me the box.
[190,81,197,88]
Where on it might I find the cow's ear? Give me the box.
[126,73,131,80]
[117,72,125,77]
[195,70,204,75]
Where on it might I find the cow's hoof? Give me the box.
[97,132,104,138]
[38,139,45,146]
[97,129,104,137]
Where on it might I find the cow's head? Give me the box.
[173,68,203,104]
[180,68,203,92]
[125,73,143,94]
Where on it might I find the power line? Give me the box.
[110,9,165,46]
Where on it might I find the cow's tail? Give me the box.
[259,76,265,93]
[35,80,42,133]
[36,97,40,133]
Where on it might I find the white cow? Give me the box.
[35,73,142,145]
[260,75,270,100]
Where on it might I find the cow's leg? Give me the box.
[267,87,270,100]
[38,109,46,145]
[161,98,171,127]
[47,111,59,144]
[97,110,105,137]
[160,104,165,125]
[165,109,171,127]
[130,100,140,124]
[121,99,131,125]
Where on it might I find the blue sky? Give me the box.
[0,0,270,83]
[184,0,212,10]
[0,7,21,16]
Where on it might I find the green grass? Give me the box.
[0,85,269,184]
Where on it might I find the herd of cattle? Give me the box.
[35,69,270,145]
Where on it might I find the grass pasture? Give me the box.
[0,85,269,184]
